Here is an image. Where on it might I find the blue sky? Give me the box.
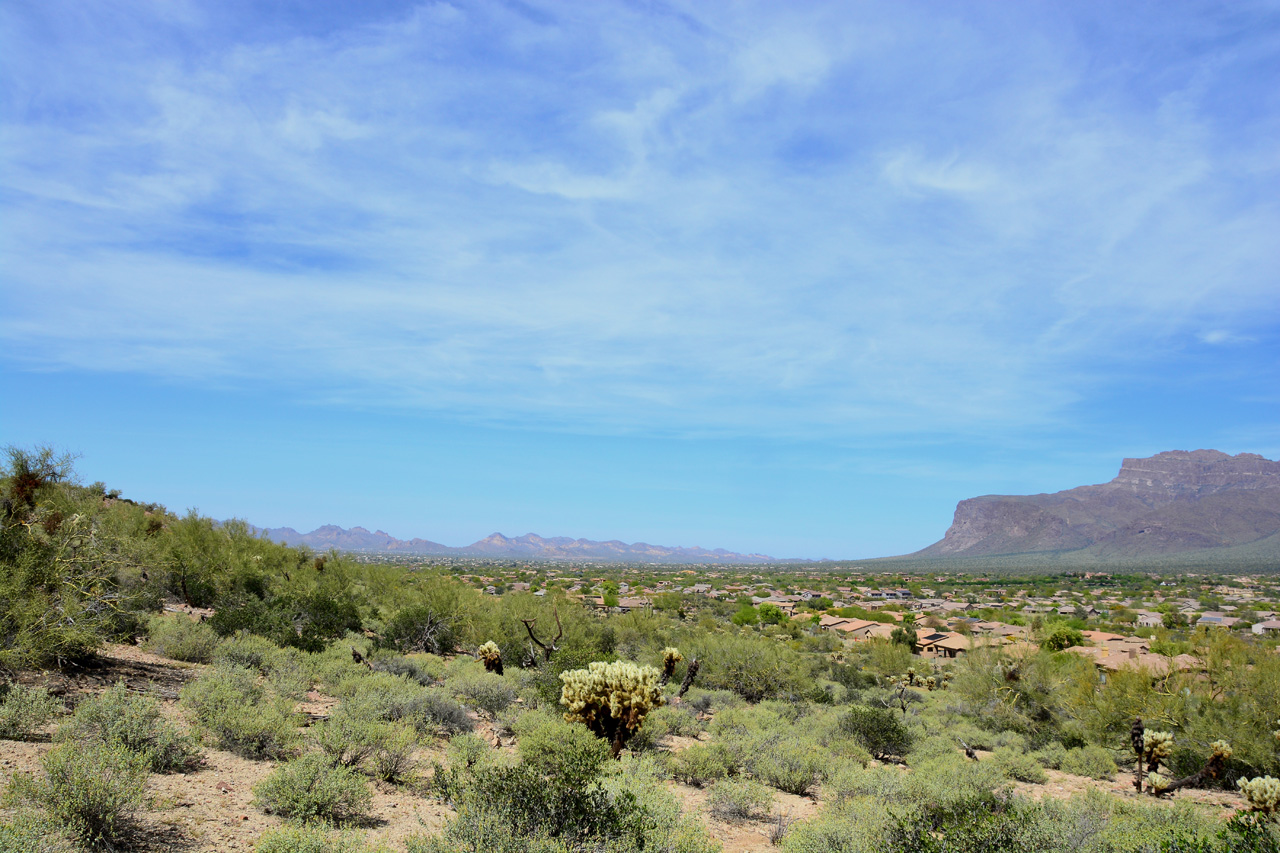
[2,1,1277,559]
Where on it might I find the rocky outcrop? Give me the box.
[918,450,1280,559]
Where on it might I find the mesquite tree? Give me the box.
[560,661,665,758]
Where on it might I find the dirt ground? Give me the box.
[0,644,1251,852]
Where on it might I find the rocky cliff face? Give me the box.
[918,450,1280,559]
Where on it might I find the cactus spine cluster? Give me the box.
[560,660,665,757]
[659,647,683,686]
[477,641,503,676]
[1238,776,1280,814]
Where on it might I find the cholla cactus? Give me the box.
[560,661,665,757]
[659,647,684,686]
[1210,740,1232,761]
[1143,730,1174,764]
[1147,772,1169,793]
[924,676,937,691]
[1238,776,1280,814]
[477,641,503,676]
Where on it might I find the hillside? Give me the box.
[916,450,1280,561]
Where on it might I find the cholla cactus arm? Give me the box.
[477,641,503,676]
[1238,776,1280,814]
[1151,740,1232,798]
[659,647,683,686]
[677,657,700,698]
[560,661,665,758]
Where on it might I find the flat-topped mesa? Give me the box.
[1111,450,1280,499]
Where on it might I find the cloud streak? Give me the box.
[2,0,1277,442]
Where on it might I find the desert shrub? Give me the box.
[446,732,493,770]
[252,752,372,823]
[515,711,611,784]
[0,809,76,853]
[448,670,515,718]
[4,741,148,851]
[343,677,472,737]
[180,664,300,759]
[838,705,912,760]
[666,742,739,786]
[650,703,701,738]
[214,632,279,672]
[314,708,389,768]
[369,725,418,783]
[266,647,313,699]
[596,755,720,853]
[682,687,740,715]
[146,614,219,663]
[692,633,809,701]
[0,684,61,740]
[749,736,825,795]
[992,746,1048,783]
[708,777,773,822]
[1060,745,1117,780]
[57,680,202,772]
[780,797,899,853]
[372,654,440,686]
[993,731,1030,753]
[254,823,382,853]
[1032,741,1068,769]
[909,735,964,763]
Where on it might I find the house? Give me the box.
[1252,619,1280,635]
[1136,613,1163,629]
[1197,614,1241,629]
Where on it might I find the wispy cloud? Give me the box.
[2,0,1277,442]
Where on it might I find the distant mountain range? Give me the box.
[916,450,1280,561]
[258,525,777,564]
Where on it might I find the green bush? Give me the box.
[146,614,219,663]
[1032,741,1068,769]
[514,712,610,784]
[181,665,300,759]
[57,680,202,772]
[0,809,76,853]
[0,684,61,740]
[344,677,473,737]
[254,823,383,853]
[838,705,912,760]
[749,736,825,795]
[446,732,493,770]
[1059,745,1117,780]
[369,725,418,783]
[666,742,739,786]
[266,647,314,700]
[4,741,148,851]
[448,670,516,718]
[252,752,372,823]
[314,707,389,768]
[692,632,809,701]
[707,777,773,822]
[381,605,456,655]
[214,632,279,672]
[992,746,1048,783]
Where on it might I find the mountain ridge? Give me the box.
[917,450,1280,560]
[258,525,779,563]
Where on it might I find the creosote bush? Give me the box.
[253,823,383,853]
[180,664,300,759]
[57,680,202,773]
[0,684,61,740]
[707,777,773,822]
[146,614,219,663]
[252,752,372,823]
[4,741,148,851]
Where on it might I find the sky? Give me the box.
[2,1,1278,560]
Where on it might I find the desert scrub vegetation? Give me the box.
[4,740,149,851]
[252,752,373,823]
[145,613,219,663]
[707,777,773,822]
[253,823,386,853]
[180,663,300,759]
[57,680,202,773]
[0,683,61,740]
